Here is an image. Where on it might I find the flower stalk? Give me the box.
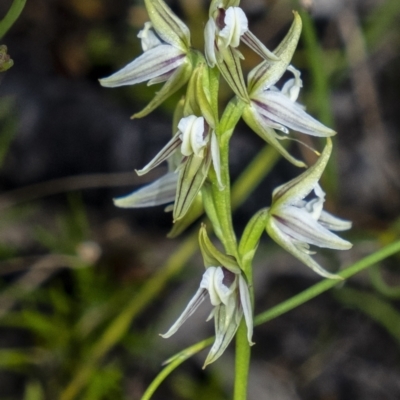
[99,1,353,399]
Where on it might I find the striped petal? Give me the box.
[99,45,185,88]
[251,91,336,137]
[266,216,342,279]
[272,206,352,250]
[113,172,177,208]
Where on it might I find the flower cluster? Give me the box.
[100,0,352,366]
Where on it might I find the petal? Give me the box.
[179,116,207,157]
[238,274,254,345]
[252,91,336,137]
[281,65,303,102]
[219,7,248,48]
[318,210,352,232]
[242,104,306,167]
[167,192,204,238]
[137,22,162,51]
[99,45,185,88]
[247,12,302,94]
[132,58,193,119]
[241,30,279,62]
[213,267,237,305]
[198,225,241,273]
[113,172,178,208]
[204,18,217,67]
[266,216,342,279]
[200,267,220,306]
[272,138,332,206]
[160,287,208,338]
[203,303,241,368]
[144,0,190,51]
[136,133,181,176]
[272,206,352,250]
[210,132,224,189]
[216,45,250,102]
[173,152,211,221]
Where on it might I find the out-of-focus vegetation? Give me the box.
[0,0,400,399]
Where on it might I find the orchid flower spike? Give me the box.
[161,226,253,367]
[242,12,336,167]
[134,115,222,221]
[204,1,279,102]
[265,138,352,279]
[99,0,193,119]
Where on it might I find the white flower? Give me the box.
[204,4,278,101]
[99,0,193,118]
[266,138,352,279]
[132,116,222,221]
[161,266,253,367]
[242,12,335,167]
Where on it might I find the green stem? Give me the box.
[0,0,26,40]
[369,265,400,299]
[299,9,338,196]
[255,240,400,326]
[141,338,214,400]
[234,321,251,400]
[233,253,254,400]
[208,97,246,256]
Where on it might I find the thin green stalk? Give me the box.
[208,97,246,256]
[141,338,214,400]
[299,9,338,196]
[255,240,400,326]
[369,265,400,299]
[233,319,251,400]
[0,0,26,39]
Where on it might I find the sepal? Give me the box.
[113,172,177,208]
[248,12,302,94]
[242,105,306,167]
[238,208,269,264]
[167,193,204,238]
[132,57,193,119]
[198,225,241,273]
[144,0,191,51]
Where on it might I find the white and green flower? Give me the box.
[99,0,193,118]
[204,1,278,101]
[161,226,253,367]
[242,12,336,167]
[130,115,221,221]
[266,138,352,279]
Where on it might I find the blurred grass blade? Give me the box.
[255,240,400,326]
[369,265,400,299]
[141,338,213,400]
[24,381,45,400]
[365,0,400,48]
[0,0,27,39]
[299,9,338,196]
[334,287,400,341]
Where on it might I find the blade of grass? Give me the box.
[333,287,400,341]
[298,9,338,196]
[0,0,27,39]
